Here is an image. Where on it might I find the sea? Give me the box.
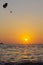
[0,43,43,63]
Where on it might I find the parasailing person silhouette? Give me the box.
[2,1,15,13]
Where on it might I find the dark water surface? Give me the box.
[0,44,43,63]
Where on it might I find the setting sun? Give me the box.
[18,33,33,44]
[24,38,28,42]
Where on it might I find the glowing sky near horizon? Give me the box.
[0,0,43,44]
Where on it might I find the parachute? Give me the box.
[3,3,8,8]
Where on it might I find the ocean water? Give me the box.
[0,44,43,62]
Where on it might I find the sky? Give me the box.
[0,0,43,44]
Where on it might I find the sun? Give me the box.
[24,38,28,42]
[19,33,33,44]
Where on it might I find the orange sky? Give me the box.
[0,0,43,44]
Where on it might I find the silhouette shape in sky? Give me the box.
[3,2,15,14]
[3,3,8,8]
[10,11,12,13]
